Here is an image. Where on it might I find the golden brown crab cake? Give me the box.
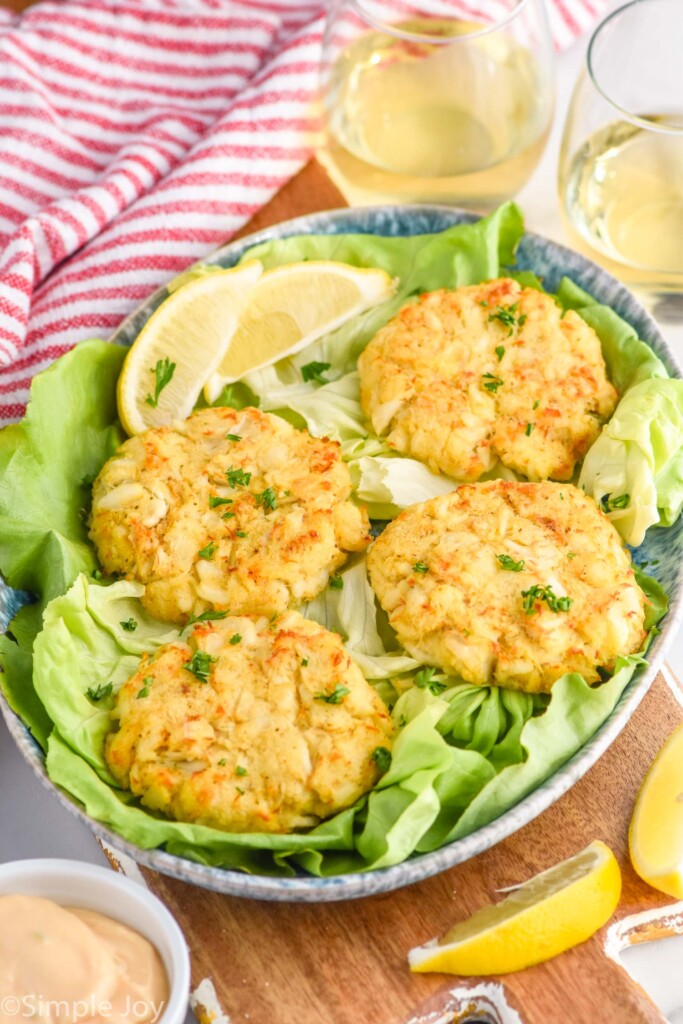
[358,278,617,482]
[104,611,395,833]
[90,407,370,624]
[367,481,646,694]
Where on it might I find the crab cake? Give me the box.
[104,611,395,833]
[358,278,617,482]
[367,481,646,694]
[90,407,370,624]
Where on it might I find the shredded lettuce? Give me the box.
[302,560,421,680]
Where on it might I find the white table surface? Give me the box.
[2,5,682,1019]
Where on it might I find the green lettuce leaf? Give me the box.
[0,339,126,745]
[0,339,125,613]
[555,278,667,392]
[32,573,665,874]
[579,378,683,546]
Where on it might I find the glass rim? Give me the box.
[587,0,683,134]
[348,0,533,44]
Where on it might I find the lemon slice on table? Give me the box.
[630,722,683,899]
[203,260,395,402]
[408,840,621,976]
[116,261,263,435]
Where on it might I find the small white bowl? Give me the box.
[0,858,190,1024]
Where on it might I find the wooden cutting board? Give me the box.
[130,160,683,1024]
[2,0,681,1009]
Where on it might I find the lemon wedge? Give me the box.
[116,261,263,435]
[630,722,683,899]
[408,840,621,976]
[203,260,395,402]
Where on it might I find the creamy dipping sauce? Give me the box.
[0,895,168,1024]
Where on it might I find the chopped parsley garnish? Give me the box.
[185,650,217,684]
[235,765,248,777]
[496,554,525,572]
[329,574,344,590]
[120,618,137,632]
[218,758,227,767]
[226,466,251,488]
[414,666,447,696]
[255,487,277,512]
[301,658,309,667]
[412,562,429,574]
[371,747,392,773]
[495,345,505,361]
[136,676,154,700]
[533,399,540,410]
[315,684,350,705]
[209,495,233,508]
[482,372,504,393]
[222,511,235,519]
[187,609,229,624]
[229,633,242,645]
[601,493,630,512]
[567,551,577,560]
[86,682,112,702]
[236,786,245,795]
[235,530,247,538]
[301,361,331,384]
[144,356,176,408]
[198,541,217,560]
[225,433,241,442]
[522,585,573,615]
[525,422,535,436]
[488,302,527,337]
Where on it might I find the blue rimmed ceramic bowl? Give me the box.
[2,206,682,902]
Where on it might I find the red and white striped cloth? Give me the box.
[0,0,603,422]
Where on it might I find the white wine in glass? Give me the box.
[320,1,555,207]
[559,0,683,292]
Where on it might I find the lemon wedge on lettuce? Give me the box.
[202,260,395,402]
[117,259,395,434]
[117,261,262,435]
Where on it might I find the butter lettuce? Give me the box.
[0,340,126,745]
[233,214,680,539]
[555,277,668,392]
[31,570,664,874]
[0,204,676,875]
[579,378,683,546]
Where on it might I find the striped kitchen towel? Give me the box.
[0,0,603,421]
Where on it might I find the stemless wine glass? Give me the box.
[320,0,555,208]
[559,0,683,294]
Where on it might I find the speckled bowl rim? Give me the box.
[2,204,682,902]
